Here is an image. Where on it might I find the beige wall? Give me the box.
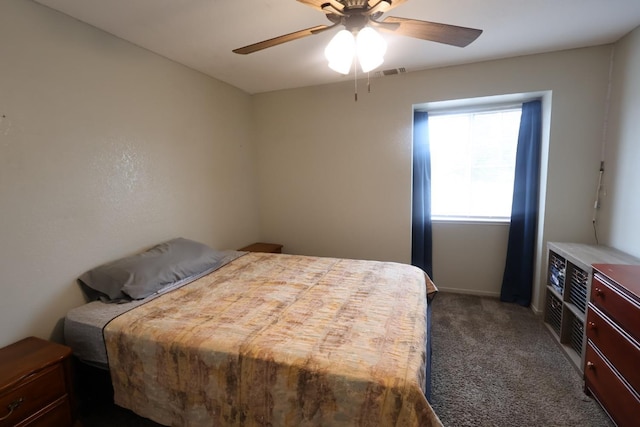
[600,26,640,257]
[0,0,259,347]
[432,222,510,296]
[2,0,635,349]
[253,47,613,311]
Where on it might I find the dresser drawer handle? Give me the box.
[594,287,604,297]
[586,361,596,370]
[0,397,24,421]
[588,321,597,330]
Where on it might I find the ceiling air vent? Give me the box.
[375,67,407,77]
[376,67,407,77]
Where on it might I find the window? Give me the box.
[428,107,522,220]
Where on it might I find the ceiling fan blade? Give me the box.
[381,16,482,47]
[369,19,400,32]
[367,0,391,16]
[297,0,345,13]
[233,25,329,54]
[367,0,408,14]
[311,22,340,35]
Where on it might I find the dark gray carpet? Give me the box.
[430,292,613,427]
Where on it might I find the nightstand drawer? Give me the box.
[15,396,72,427]
[0,364,66,427]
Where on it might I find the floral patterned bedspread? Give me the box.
[104,252,441,426]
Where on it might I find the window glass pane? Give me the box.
[429,108,521,219]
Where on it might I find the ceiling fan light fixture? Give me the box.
[356,26,386,73]
[325,26,386,75]
[325,29,355,75]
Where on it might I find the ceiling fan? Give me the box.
[232,0,483,56]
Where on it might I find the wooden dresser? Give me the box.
[584,264,640,427]
[0,337,75,427]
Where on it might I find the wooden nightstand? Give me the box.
[239,242,283,253]
[0,337,76,427]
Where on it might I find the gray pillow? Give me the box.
[78,238,225,301]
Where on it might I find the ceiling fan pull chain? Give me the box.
[367,72,371,93]
[354,59,358,102]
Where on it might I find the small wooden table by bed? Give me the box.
[0,337,76,427]
[238,242,283,253]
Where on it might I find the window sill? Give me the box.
[432,216,511,225]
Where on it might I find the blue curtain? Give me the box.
[411,111,433,279]
[500,100,542,306]
[411,110,433,402]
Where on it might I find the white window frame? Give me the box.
[418,100,527,224]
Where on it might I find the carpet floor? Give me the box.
[430,292,613,427]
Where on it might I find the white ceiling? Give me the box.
[34,0,640,94]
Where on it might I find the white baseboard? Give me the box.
[437,287,544,316]
[530,304,543,316]
[436,287,501,298]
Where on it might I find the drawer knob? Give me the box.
[588,321,597,330]
[0,397,23,421]
[594,288,604,297]
[586,361,596,370]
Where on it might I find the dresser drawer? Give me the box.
[591,273,640,341]
[0,364,66,427]
[586,305,640,392]
[584,343,640,427]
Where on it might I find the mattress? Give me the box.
[67,252,440,426]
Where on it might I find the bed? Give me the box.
[65,238,441,426]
